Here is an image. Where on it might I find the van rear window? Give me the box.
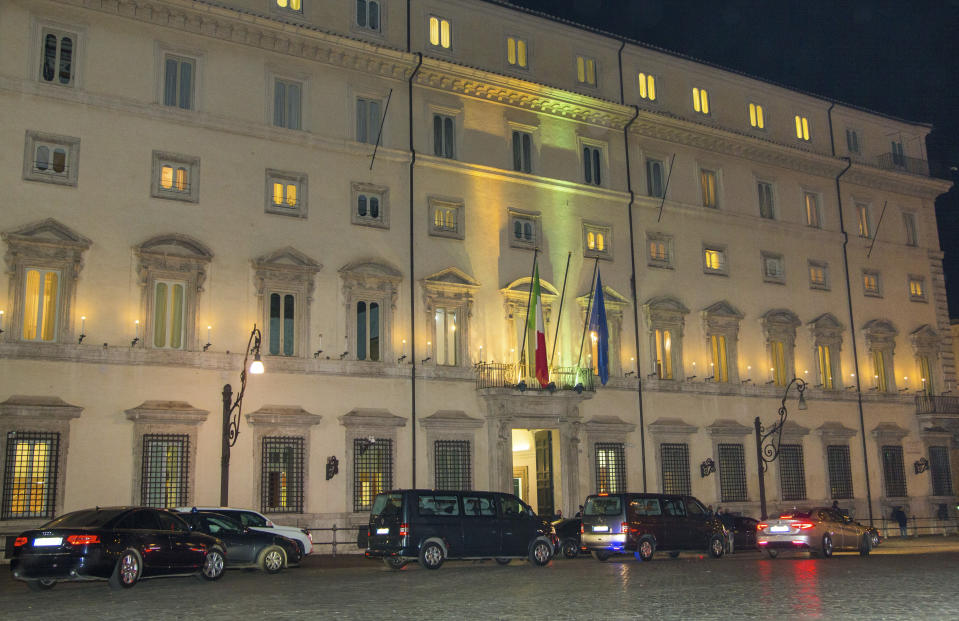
[584,496,622,516]
[371,493,404,517]
[418,495,460,516]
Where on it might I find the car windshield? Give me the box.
[43,508,126,528]
[371,493,404,517]
[584,496,622,516]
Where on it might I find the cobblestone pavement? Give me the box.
[3,537,959,620]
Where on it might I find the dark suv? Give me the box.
[365,489,555,570]
[581,493,726,561]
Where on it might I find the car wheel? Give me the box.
[766,549,779,559]
[27,578,57,591]
[529,539,552,566]
[821,534,833,558]
[591,550,611,562]
[199,547,226,580]
[668,551,680,559]
[418,541,444,570]
[494,557,511,565]
[383,556,408,570]
[709,535,725,558]
[109,549,142,589]
[258,546,286,574]
[561,539,579,559]
[637,539,655,562]
[859,534,871,557]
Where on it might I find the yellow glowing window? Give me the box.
[919,356,933,395]
[863,273,879,295]
[639,73,656,100]
[704,249,724,271]
[433,206,456,232]
[655,329,672,379]
[275,0,301,11]
[434,307,459,366]
[153,280,185,349]
[804,192,821,227]
[507,37,528,68]
[770,340,786,386]
[6,435,56,518]
[586,228,606,253]
[857,204,871,238]
[910,279,924,298]
[700,169,717,208]
[429,16,451,49]
[272,182,298,207]
[817,345,833,390]
[650,240,668,262]
[710,334,728,383]
[693,87,709,114]
[873,350,887,392]
[795,115,810,141]
[576,56,596,85]
[809,265,826,286]
[749,103,765,129]
[22,268,59,342]
[160,165,188,192]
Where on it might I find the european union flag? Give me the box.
[589,270,609,386]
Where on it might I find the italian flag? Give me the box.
[527,264,549,387]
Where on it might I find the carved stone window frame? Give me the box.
[576,285,629,377]
[339,260,402,363]
[705,419,753,506]
[761,309,801,385]
[816,422,857,501]
[125,400,208,507]
[773,421,810,505]
[863,319,898,393]
[500,276,558,364]
[339,408,406,521]
[135,234,212,351]
[910,324,940,394]
[151,150,200,203]
[23,130,80,186]
[422,267,479,368]
[420,410,483,488]
[702,301,744,384]
[253,247,322,359]
[808,313,844,390]
[585,416,636,494]
[246,405,321,516]
[871,422,909,505]
[643,296,690,382]
[648,418,697,495]
[2,218,91,344]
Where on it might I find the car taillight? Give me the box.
[621,522,628,534]
[66,535,100,545]
[14,536,28,547]
[756,523,768,531]
[795,522,815,530]
[779,514,794,519]
[580,523,584,535]
[399,523,409,537]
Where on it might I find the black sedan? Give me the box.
[552,518,585,558]
[177,511,301,573]
[10,506,226,590]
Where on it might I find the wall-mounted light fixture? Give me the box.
[700,457,716,478]
[914,457,930,475]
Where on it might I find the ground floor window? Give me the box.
[141,434,189,508]
[2,431,60,519]
[718,443,746,502]
[660,443,690,496]
[778,444,806,501]
[262,436,304,513]
[826,445,853,499]
[354,438,392,512]
[882,445,907,498]
[595,443,626,494]
[929,446,953,497]
[434,440,470,490]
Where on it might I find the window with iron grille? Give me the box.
[881,445,907,498]
[718,443,746,502]
[261,436,304,513]
[778,444,806,501]
[826,445,854,499]
[660,443,690,496]
[595,443,626,494]
[141,434,189,508]
[2,431,60,520]
[434,440,471,490]
[354,438,393,512]
[930,446,953,497]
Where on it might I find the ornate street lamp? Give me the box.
[220,324,264,506]
[754,377,807,520]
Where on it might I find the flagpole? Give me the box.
[549,251,573,370]
[518,248,539,380]
[576,258,600,367]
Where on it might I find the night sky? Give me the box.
[507,0,959,318]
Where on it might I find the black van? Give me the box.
[581,493,726,561]
[365,489,555,570]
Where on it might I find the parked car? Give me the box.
[10,506,226,590]
[365,489,555,570]
[177,510,302,573]
[581,493,726,561]
[552,517,585,558]
[757,507,873,558]
[175,506,313,555]
[717,514,758,552]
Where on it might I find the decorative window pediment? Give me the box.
[761,309,801,341]
[576,285,629,376]
[253,248,321,358]
[910,324,939,353]
[423,267,479,367]
[340,260,402,362]
[863,319,898,350]
[643,296,689,331]
[808,313,844,344]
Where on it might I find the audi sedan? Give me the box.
[178,511,302,573]
[757,507,872,558]
[10,506,226,590]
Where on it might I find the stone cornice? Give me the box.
[0,395,83,422]
[124,400,209,425]
[842,164,952,200]
[246,405,321,427]
[419,410,484,430]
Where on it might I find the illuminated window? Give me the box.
[646,159,665,198]
[273,78,302,130]
[353,437,392,512]
[356,97,382,145]
[817,345,834,390]
[428,197,464,239]
[39,27,77,87]
[692,87,709,115]
[794,115,810,141]
[762,252,785,283]
[583,223,611,259]
[356,0,380,31]
[647,233,672,269]
[710,334,729,383]
[769,340,786,386]
[268,292,296,356]
[583,146,602,186]
[654,328,672,379]
[152,151,199,202]
[596,443,626,494]
[141,434,189,508]
[638,72,656,101]
[909,276,926,301]
[576,55,596,86]
[857,203,871,238]
[507,37,528,69]
[919,355,935,397]
[266,170,307,218]
[810,313,842,390]
[808,261,828,290]
[804,192,821,228]
[428,16,451,49]
[703,247,726,274]
[700,169,718,208]
[903,212,918,246]
[153,280,186,349]
[434,307,459,366]
[846,129,861,154]
[748,102,764,129]
[873,350,889,393]
[162,54,194,110]
[2,432,60,519]
[262,436,304,513]
[512,130,532,173]
[21,268,60,342]
[758,181,774,219]
[275,0,302,12]
[863,271,881,297]
[433,114,455,159]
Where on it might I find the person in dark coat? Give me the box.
[892,506,908,537]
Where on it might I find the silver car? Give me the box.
[757,507,872,558]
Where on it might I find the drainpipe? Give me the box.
[619,39,647,491]
[407,0,423,487]
[828,103,874,524]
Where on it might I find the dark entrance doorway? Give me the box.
[535,430,554,517]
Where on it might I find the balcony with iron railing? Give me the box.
[915,395,959,416]
[474,362,595,393]
[875,152,929,177]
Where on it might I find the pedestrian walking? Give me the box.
[937,503,950,536]
[892,506,908,537]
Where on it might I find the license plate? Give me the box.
[592,525,609,532]
[769,526,790,533]
[33,537,63,546]
[376,528,389,535]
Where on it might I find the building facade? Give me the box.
[0,0,955,539]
